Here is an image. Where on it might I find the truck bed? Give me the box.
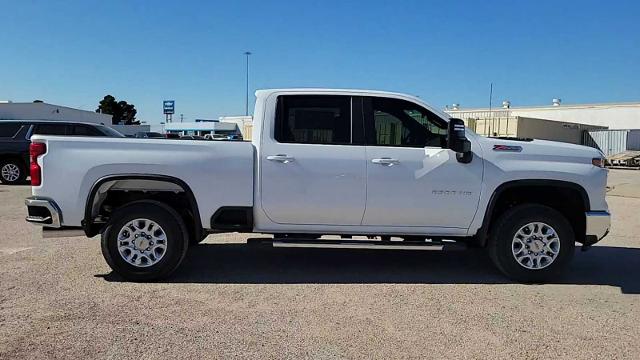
[31,135,255,228]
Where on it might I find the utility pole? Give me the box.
[244,51,252,116]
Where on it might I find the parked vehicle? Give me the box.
[134,132,165,139]
[0,120,123,184]
[25,89,610,282]
[180,135,205,140]
[226,134,243,141]
[165,133,181,139]
[204,133,229,140]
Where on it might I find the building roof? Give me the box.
[447,101,640,113]
[0,101,112,124]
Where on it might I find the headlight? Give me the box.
[592,157,605,168]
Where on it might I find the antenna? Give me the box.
[488,83,493,135]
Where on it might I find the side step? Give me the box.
[248,238,466,251]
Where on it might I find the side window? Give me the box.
[0,123,23,138]
[33,124,69,136]
[275,95,351,145]
[366,97,447,148]
[73,125,102,136]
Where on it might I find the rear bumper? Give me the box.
[25,197,62,228]
[584,211,611,245]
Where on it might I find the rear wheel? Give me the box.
[101,201,189,281]
[0,160,26,185]
[488,204,575,283]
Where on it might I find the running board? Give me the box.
[249,238,466,251]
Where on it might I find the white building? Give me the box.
[163,120,240,137]
[219,116,253,140]
[0,101,112,124]
[446,100,640,130]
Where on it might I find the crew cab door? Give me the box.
[260,95,367,225]
[361,96,483,229]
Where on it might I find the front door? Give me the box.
[361,96,483,229]
[260,95,367,225]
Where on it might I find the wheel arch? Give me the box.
[83,174,202,240]
[476,179,590,247]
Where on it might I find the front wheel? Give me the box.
[101,201,189,281]
[488,204,575,283]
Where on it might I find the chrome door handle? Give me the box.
[266,154,295,163]
[372,157,399,166]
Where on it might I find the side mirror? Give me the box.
[447,118,472,163]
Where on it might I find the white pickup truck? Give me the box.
[25,89,610,282]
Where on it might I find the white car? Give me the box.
[25,88,610,282]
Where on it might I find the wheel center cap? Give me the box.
[135,238,150,250]
[530,239,544,252]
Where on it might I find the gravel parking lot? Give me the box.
[1,170,639,359]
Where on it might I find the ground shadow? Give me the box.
[98,243,640,294]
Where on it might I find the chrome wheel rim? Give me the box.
[1,164,20,182]
[512,222,560,270]
[117,218,167,267]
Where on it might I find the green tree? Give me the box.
[96,95,139,125]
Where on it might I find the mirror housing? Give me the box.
[447,118,472,163]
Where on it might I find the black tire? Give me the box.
[488,204,575,283]
[0,159,26,185]
[101,200,189,282]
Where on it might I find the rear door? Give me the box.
[361,96,483,228]
[260,95,367,225]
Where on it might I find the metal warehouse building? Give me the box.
[446,100,640,130]
[0,101,150,135]
[0,101,112,124]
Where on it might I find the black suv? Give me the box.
[0,121,124,185]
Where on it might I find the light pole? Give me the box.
[244,51,252,116]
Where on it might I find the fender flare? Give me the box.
[475,179,590,246]
[82,174,202,239]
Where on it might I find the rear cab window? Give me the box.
[274,95,357,145]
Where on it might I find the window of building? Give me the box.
[366,97,447,148]
[275,95,351,145]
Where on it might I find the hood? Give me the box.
[474,135,604,164]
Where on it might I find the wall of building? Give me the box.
[510,104,639,129]
[469,116,605,145]
[583,129,640,156]
[515,117,605,144]
[448,102,640,130]
[0,102,112,124]
[219,116,253,140]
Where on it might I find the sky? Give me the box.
[1,0,639,124]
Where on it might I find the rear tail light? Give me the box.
[30,142,46,186]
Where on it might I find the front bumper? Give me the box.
[584,211,611,245]
[25,197,62,228]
